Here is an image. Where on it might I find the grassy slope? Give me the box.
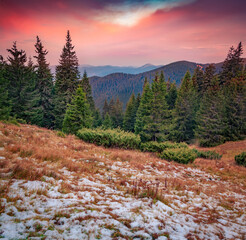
[0,122,245,239]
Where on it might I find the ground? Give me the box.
[0,122,245,240]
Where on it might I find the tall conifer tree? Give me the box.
[6,42,40,122]
[123,93,137,132]
[145,72,171,141]
[220,42,244,85]
[34,36,54,128]
[63,86,92,134]
[135,81,153,141]
[80,71,95,112]
[102,99,109,119]
[166,81,177,110]
[195,77,226,146]
[0,57,11,120]
[171,71,198,142]
[54,30,80,129]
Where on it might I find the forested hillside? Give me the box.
[90,59,246,110]
[0,32,245,150]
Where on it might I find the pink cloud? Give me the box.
[0,0,245,66]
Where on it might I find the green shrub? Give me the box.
[192,149,222,160]
[2,116,26,126]
[77,128,141,150]
[159,148,196,164]
[141,141,188,153]
[56,131,66,138]
[235,152,246,167]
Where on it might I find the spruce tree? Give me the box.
[123,93,136,132]
[220,43,246,140]
[171,71,198,142]
[220,42,244,85]
[135,81,153,141]
[93,109,102,128]
[195,78,226,146]
[54,30,80,129]
[223,76,246,141]
[0,58,11,120]
[34,36,54,128]
[114,97,124,128]
[192,66,204,94]
[102,113,113,129]
[6,42,27,118]
[22,58,42,125]
[108,98,116,126]
[62,86,92,134]
[202,64,216,94]
[6,42,40,122]
[145,72,171,141]
[166,81,177,110]
[102,99,109,119]
[80,71,95,112]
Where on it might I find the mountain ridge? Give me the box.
[90,59,243,110]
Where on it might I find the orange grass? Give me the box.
[0,121,245,201]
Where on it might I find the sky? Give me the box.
[0,0,246,66]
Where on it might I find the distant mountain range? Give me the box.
[89,59,246,111]
[50,64,162,77]
[51,58,246,111]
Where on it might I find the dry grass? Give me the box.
[191,140,246,186]
[0,121,245,206]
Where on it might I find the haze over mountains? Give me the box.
[90,59,246,111]
[51,64,161,77]
[52,58,246,111]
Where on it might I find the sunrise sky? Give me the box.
[0,0,246,66]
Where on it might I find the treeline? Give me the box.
[0,31,100,130]
[0,31,245,147]
[101,43,245,146]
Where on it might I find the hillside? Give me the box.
[0,123,245,239]
[90,59,246,110]
[50,64,161,77]
[78,64,162,77]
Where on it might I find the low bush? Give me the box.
[56,131,66,138]
[2,116,26,126]
[159,148,197,164]
[192,149,222,160]
[141,141,188,153]
[77,128,141,150]
[235,152,246,167]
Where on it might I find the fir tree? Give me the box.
[223,76,246,141]
[202,64,216,94]
[135,81,153,141]
[62,86,92,134]
[34,36,54,128]
[102,99,109,119]
[145,72,171,141]
[220,42,244,85]
[195,78,226,146]
[220,43,246,141]
[115,98,124,128]
[22,58,42,125]
[171,71,198,142]
[54,30,80,129]
[93,109,102,128]
[192,66,204,94]
[80,71,95,112]
[136,93,141,110]
[102,113,113,129]
[6,42,40,122]
[0,58,11,120]
[6,42,27,118]
[123,93,136,132]
[166,81,177,110]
